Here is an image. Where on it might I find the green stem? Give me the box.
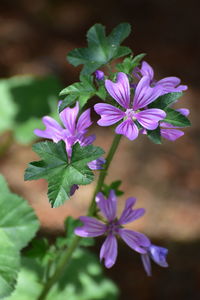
[88,134,122,216]
[37,134,122,300]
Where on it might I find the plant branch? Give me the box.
[37,134,122,300]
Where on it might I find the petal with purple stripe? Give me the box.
[34,116,63,142]
[141,253,152,276]
[100,234,118,268]
[133,76,162,110]
[119,228,150,253]
[105,72,130,109]
[135,108,166,130]
[140,61,154,80]
[119,197,145,225]
[160,128,184,141]
[94,103,125,126]
[115,119,139,140]
[74,216,106,237]
[95,190,117,221]
[76,108,92,132]
[59,102,79,134]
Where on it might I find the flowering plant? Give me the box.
[0,23,190,300]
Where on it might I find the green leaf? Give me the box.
[25,239,49,260]
[0,175,39,298]
[5,251,118,300]
[149,92,183,110]
[0,175,40,250]
[96,84,107,100]
[24,141,105,207]
[67,23,132,75]
[147,127,162,144]
[0,231,20,299]
[59,75,96,111]
[163,108,191,127]
[102,180,124,197]
[116,53,146,74]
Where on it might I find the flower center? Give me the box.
[106,220,120,235]
[125,109,137,121]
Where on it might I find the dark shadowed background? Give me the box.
[0,0,200,299]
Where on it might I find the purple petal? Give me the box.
[76,108,92,132]
[135,108,166,130]
[95,70,104,80]
[119,197,145,225]
[105,72,130,109]
[74,216,106,237]
[115,119,139,140]
[119,229,150,253]
[176,108,190,117]
[88,157,106,170]
[100,234,118,268]
[78,134,96,146]
[59,102,79,134]
[133,76,162,110]
[156,77,188,94]
[34,116,63,142]
[149,245,168,267]
[140,61,154,80]
[95,190,117,222]
[161,128,184,141]
[70,184,79,196]
[157,76,181,86]
[94,103,125,126]
[141,253,152,276]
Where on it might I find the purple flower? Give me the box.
[34,101,105,170]
[94,72,166,141]
[134,61,188,95]
[160,108,190,141]
[75,190,150,268]
[34,102,95,157]
[95,70,105,80]
[141,244,168,276]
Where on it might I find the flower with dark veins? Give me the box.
[94,72,166,140]
[75,190,151,268]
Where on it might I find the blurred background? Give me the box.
[0,0,200,299]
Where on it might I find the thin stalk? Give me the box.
[37,134,122,300]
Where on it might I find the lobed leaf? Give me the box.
[67,23,132,75]
[25,141,105,207]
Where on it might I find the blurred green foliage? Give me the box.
[5,249,118,300]
[0,75,61,144]
[0,175,39,299]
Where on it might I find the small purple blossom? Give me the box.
[134,61,188,95]
[75,190,150,268]
[34,101,105,172]
[94,72,166,141]
[95,70,105,80]
[141,244,168,276]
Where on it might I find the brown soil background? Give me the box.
[0,0,200,299]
